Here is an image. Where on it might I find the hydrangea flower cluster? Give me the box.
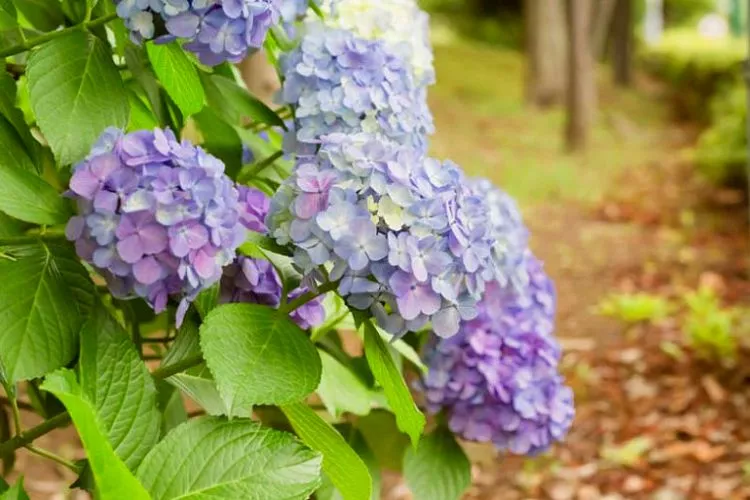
[220,186,325,329]
[279,23,433,151]
[66,127,246,324]
[114,0,280,65]
[267,133,529,337]
[420,254,574,455]
[321,0,435,85]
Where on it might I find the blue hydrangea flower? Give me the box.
[419,254,574,456]
[279,23,433,152]
[115,0,280,65]
[66,127,245,325]
[267,133,529,338]
[219,186,325,329]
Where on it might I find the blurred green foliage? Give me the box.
[599,293,671,323]
[664,0,716,27]
[683,287,738,363]
[418,0,523,49]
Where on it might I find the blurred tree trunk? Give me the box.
[238,51,280,106]
[591,0,617,61]
[525,0,567,107]
[612,0,633,86]
[565,0,596,151]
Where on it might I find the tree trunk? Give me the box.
[525,0,567,107]
[238,50,280,106]
[590,0,617,61]
[565,0,596,151]
[612,0,633,86]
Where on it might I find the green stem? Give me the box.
[310,310,350,343]
[0,13,118,58]
[0,234,66,246]
[279,281,338,315]
[142,336,175,344]
[0,413,70,457]
[151,353,203,380]
[237,150,284,183]
[25,445,80,473]
[9,396,21,437]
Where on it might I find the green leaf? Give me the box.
[0,242,94,382]
[125,45,166,126]
[0,0,23,47]
[0,115,35,174]
[282,402,372,500]
[403,428,471,500]
[193,282,219,319]
[0,476,7,493]
[0,406,13,474]
[14,0,64,31]
[201,72,285,128]
[41,370,150,499]
[192,107,242,178]
[146,42,205,118]
[359,318,424,446]
[0,71,39,166]
[27,31,129,165]
[357,410,410,471]
[0,476,29,500]
[317,349,372,417]
[317,429,381,500]
[200,303,322,412]
[126,87,159,131]
[0,213,26,238]
[136,417,323,500]
[78,304,161,470]
[0,158,69,225]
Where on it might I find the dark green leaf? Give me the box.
[136,417,323,500]
[0,152,69,225]
[0,0,23,47]
[282,402,372,500]
[0,242,94,382]
[0,115,35,174]
[317,349,372,417]
[0,71,39,166]
[156,381,187,435]
[193,281,219,319]
[201,72,285,128]
[78,304,161,470]
[0,213,26,238]
[403,428,471,500]
[125,45,166,126]
[360,318,424,446]
[14,0,64,31]
[201,304,321,413]
[27,32,129,165]
[357,410,410,472]
[0,476,29,500]
[41,370,151,499]
[126,87,159,131]
[0,405,14,475]
[0,476,7,493]
[146,42,205,118]
[193,107,242,178]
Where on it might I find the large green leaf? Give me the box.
[0,242,93,382]
[317,349,372,417]
[147,42,205,118]
[317,430,381,500]
[403,428,471,500]
[137,417,323,500]
[0,116,35,174]
[360,318,424,446]
[201,72,285,128]
[282,402,372,500]
[27,31,129,165]
[78,304,161,470]
[0,476,28,500]
[0,0,23,47]
[200,303,321,413]
[41,370,150,499]
[14,0,64,31]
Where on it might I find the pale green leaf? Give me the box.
[200,304,321,412]
[282,402,372,500]
[27,32,129,165]
[78,304,161,470]
[360,318,424,446]
[201,72,285,128]
[0,476,29,500]
[41,370,150,499]
[0,242,93,382]
[147,42,205,118]
[317,350,372,417]
[136,417,322,500]
[403,428,471,500]
[0,150,69,224]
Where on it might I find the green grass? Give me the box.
[428,37,672,206]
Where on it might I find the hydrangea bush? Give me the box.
[0,0,572,498]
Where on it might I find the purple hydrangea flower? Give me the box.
[66,127,245,325]
[419,254,574,456]
[267,133,530,338]
[279,23,433,151]
[115,0,280,65]
[219,186,326,329]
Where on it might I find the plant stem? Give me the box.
[151,353,204,380]
[0,234,66,246]
[9,396,21,437]
[142,336,175,344]
[279,281,338,315]
[310,310,350,343]
[0,413,70,457]
[237,150,284,183]
[0,397,35,413]
[25,445,79,473]
[0,13,118,58]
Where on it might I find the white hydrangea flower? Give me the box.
[321,0,435,85]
